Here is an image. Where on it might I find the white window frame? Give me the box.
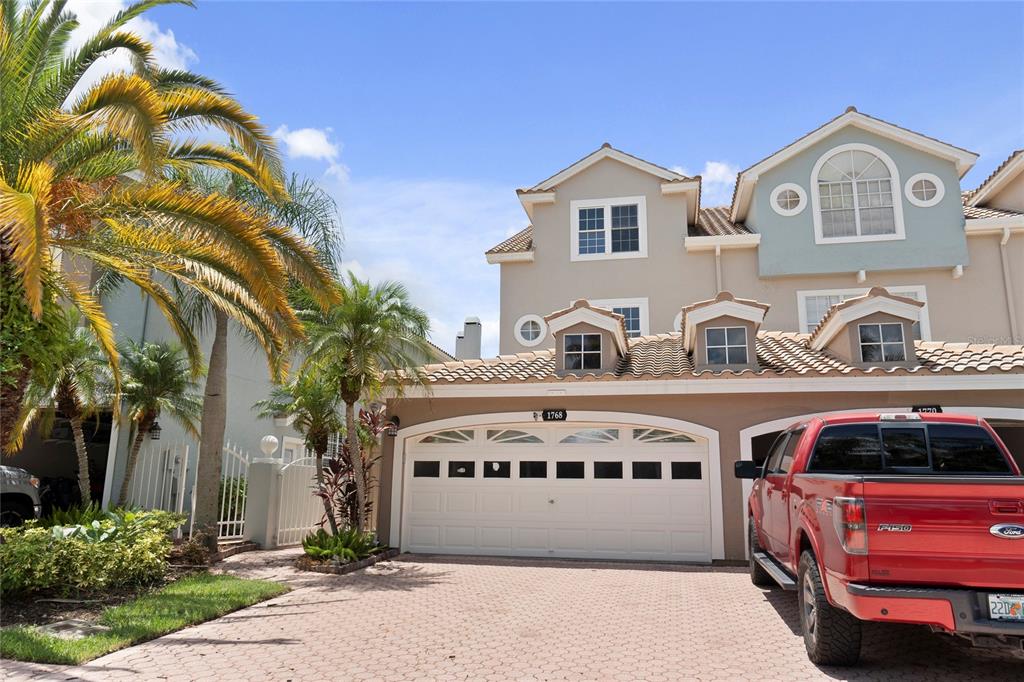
[564,332,602,371]
[514,314,548,347]
[796,285,931,340]
[569,196,648,261]
[857,322,906,363]
[704,326,748,365]
[583,297,650,338]
[769,182,807,217]
[809,143,906,245]
[904,172,945,208]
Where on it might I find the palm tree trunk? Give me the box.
[118,422,151,505]
[68,414,91,504]
[193,309,229,550]
[345,402,366,533]
[314,446,339,535]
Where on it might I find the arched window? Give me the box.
[812,145,904,242]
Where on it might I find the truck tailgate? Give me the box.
[863,477,1024,589]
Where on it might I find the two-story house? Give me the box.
[488,108,1023,351]
[378,110,1024,565]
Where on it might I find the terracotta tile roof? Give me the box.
[968,149,1023,205]
[691,206,754,237]
[486,226,533,255]
[417,332,1024,384]
[807,286,924,345]
[964,204,1024,220]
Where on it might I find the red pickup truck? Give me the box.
[734,412,1024,666]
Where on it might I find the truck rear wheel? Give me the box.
[749,521,774,587]
[797,551,862,666]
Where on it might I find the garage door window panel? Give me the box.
[448,461,476,478]
[556,461,586,479]
[487,429,544,444]
[632,461,662,479]
[593,461,623,479]
[671,462,702,480]
[419,429,474,444]
[519,461,548,478]
[560,428,619,444]
[633,428,695,443]
[413,461,441,477]
[483,461,511,478]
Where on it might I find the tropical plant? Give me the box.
[7,310,111,502]
[116,340,202,504]
[301,527,379,564]
[303,274,432,532]
[179,170,341,548]
[314,406,387,530]
[254,370,343,534]
[0,0,337,448]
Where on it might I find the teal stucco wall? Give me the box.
[750,126,969,277]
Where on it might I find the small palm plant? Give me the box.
[303,273,433,532]
[117,340,203,505]
[254,370,343,534]
[9,310,111,502]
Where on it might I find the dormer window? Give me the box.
[811,144,905,244]
[570,196,647,261]
[858,323,905,363]
[565,333,602,370]
[705,327,748,365]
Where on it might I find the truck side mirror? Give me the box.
[734,460,760,479]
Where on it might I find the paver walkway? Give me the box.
[3,549,1020,680]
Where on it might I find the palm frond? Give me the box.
[71,73,166,174]
[0,160,54,316]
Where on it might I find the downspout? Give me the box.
[998,228,1020,343]
[714,244,723,293]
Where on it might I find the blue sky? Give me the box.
[74,1,1023,356]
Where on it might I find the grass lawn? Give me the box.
[0,573,289,665]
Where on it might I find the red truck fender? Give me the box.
[791,499,836,602]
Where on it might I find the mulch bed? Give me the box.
[0,566,204,629]
[294,548,400,575]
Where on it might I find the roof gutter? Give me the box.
[684,234,761,252]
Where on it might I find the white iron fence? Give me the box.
[125,441,190,537]
[275,456,324,546]
[216,442,251,540]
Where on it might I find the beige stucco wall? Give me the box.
[378,388,1023,561]
[497,159,1024,352]
[988,173,1024,212]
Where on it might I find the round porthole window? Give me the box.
[905,173,944,208]
[770,183,807,216]
[514,314,547,347]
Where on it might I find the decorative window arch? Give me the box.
[809,143,905,244]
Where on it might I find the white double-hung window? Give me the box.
[811,144,905,244]
[569,196,647,261]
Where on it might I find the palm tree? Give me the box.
[0,0,338,447]
[254,371,343,534]
[117,339,202,505]
[303,274,432,532]
[8,310,111,502]
[179,171,341,547]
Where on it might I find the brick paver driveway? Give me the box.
[4,550,1020,681]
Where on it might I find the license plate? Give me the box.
[988,593,1024,621]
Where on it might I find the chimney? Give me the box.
[455,317,482,360]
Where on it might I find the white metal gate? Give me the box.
[126,441,190,535]
[275,456,323,546]
[216,441,251,540]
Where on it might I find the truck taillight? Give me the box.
[833,497,868,555]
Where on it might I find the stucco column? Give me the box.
[244,458,283,549]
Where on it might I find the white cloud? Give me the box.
[673,160,740,207]
[64,1,197,101]
[273,125,340,162]
[328,173,523,359]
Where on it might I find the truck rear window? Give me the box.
[807,423,1012,474]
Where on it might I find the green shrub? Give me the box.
[1,509,185,596]
[301,528,379,563]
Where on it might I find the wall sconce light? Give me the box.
[385,416,400,437]
[149,421,162,440]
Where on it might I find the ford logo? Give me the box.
[990,524,1024,539]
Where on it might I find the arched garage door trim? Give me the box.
[738,405,1024,556]
[391,411,724,560]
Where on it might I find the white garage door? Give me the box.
[401,425,712,562]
